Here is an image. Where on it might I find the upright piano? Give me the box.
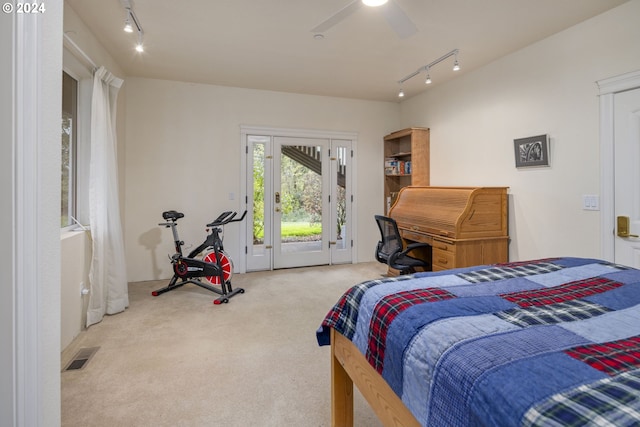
[388,186,509,272]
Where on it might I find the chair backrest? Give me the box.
[374,215,403,262]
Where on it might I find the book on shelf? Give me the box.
[385,158,411,175]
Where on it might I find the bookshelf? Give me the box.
[383,127,430,213]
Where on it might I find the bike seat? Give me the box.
[162,210,184,221]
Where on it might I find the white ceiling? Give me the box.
[65,0,628,102]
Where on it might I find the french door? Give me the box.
[245,130,353,271]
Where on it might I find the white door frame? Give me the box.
[239,126,357,273]
[598,69,640,262]
[8,4,64,426]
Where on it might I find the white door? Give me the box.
[273,136,331,269]
[245,132,353,271]
[614,87,640,268]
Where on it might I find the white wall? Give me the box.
[400,0,640,261]
[60,232,91,349]
[124,80,400,282]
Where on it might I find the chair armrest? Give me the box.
[375,241,386,264]
[386,242,431,273]
[402,242,431,255]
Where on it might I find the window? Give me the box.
[61,71,78,228]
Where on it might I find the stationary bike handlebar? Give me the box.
[207,210,247,227]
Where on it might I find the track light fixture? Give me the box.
[123,16,133,33]
[397,49,460,97]
[135,32,144,52]
[425,66,432,84]
[398,88,405,98]
[121,0,144,53]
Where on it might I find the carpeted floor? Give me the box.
[61,262,387,427]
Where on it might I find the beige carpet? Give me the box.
[61,262,388,427]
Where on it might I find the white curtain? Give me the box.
[87,66,128,327]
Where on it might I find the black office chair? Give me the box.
[374,215,432,274]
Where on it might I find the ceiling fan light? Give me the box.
[362,0,388,7]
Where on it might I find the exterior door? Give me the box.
[273,136,330,269]
[245,131,353,271]
[614,87,640,268]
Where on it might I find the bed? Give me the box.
[316,257,640,426]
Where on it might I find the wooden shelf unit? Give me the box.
[383,127,430,213]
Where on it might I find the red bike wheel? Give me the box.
[202,250,233,285]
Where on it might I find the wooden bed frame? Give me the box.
[330,328,421,427]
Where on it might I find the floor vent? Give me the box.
[63,347,100,372]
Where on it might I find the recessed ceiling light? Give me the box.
[314,34,325,40]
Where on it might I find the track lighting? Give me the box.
[362,0,388,6]
[396,49,460,97]
[121,0,145,52]
[398,88,405,98]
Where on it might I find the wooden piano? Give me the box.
[388,186,509,271]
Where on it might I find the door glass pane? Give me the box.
[280,145,322,253]
[335,146,347,250]
[250,137,267,256]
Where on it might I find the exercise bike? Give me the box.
[152,210,246,304]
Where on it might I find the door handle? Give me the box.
[275,207,281,212]
[275,192,280,203]
[617,216,639,237]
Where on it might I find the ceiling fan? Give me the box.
[311,0,418,39]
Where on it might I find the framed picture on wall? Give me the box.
[514,134,549,168]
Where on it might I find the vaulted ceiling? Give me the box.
[65,0,628,102]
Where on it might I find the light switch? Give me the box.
[582,195,599,211]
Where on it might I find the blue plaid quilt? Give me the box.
[317,258,640,426]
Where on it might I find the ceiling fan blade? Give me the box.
[382,0,417,39]
[311,0,363,34]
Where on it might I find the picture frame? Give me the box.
[514,134,549,168]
